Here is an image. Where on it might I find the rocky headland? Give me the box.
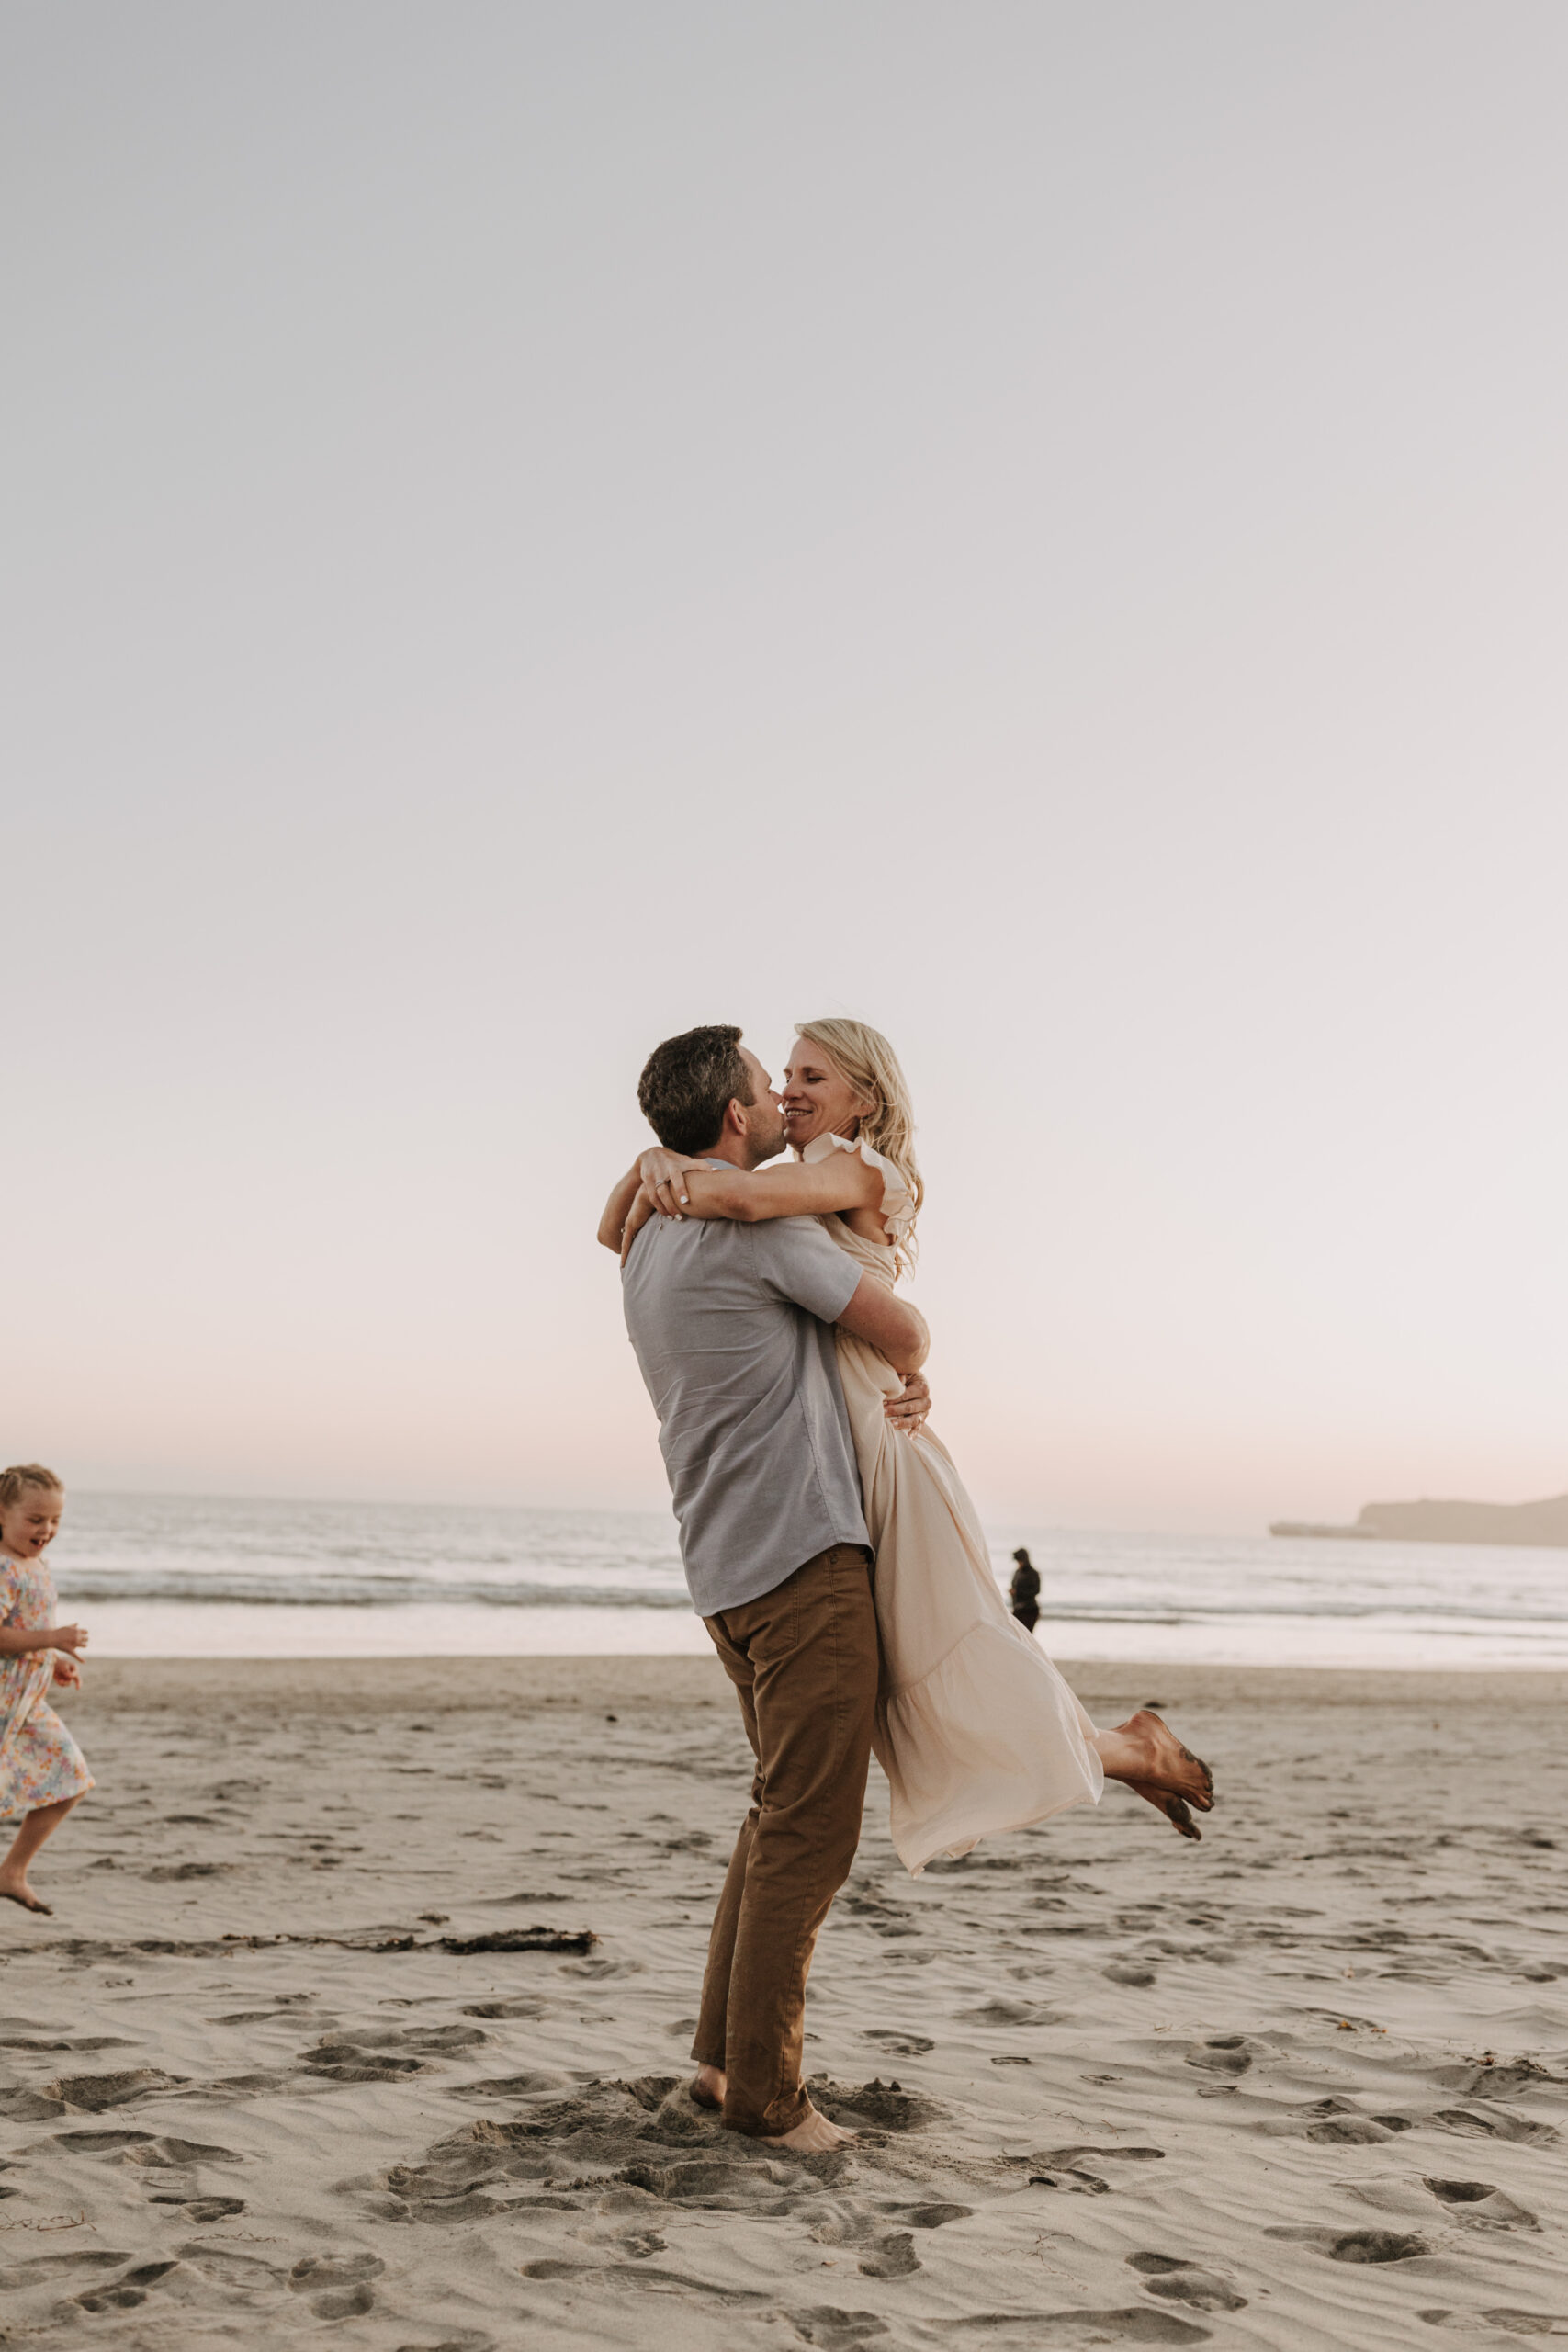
[1270,1493,1568,1546]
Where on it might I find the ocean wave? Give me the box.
[50,1570,1568,1625]
[54,1570,692,1610]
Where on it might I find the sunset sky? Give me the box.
[6,4,1565,1532]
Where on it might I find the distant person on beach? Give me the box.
[603,1020,1213,1882]
[0,1465,93,1915]
[603,1027,931,2153]
[1009,1546,1041,1633]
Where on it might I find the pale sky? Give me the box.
[5,3,1564,1532]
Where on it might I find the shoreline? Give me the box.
[57,1652,1568,1714]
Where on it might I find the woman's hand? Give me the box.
[619,1183,659,1264]
[50,1623,89,1658]
[52,1655,82,1688]
[638,1149,702,1218]
[884,1373,931,1435]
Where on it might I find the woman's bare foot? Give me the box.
[1092,1710,1213,1827]
[1125,1781,1201,1841]
[0,1878,51,1914]
[763,2102,857,2153]
[691,2063,725,2110]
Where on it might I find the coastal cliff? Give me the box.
[1270,1493,1568,1547]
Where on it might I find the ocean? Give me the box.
[45,1491,1568,1668]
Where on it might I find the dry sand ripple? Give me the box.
[0,1658,1562,2348]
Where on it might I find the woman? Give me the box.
[603,1019,1212,1874]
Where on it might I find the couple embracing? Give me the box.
[598,1020,1213,2153]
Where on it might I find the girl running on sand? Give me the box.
[0,1465,93,1914]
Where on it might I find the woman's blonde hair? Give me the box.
[0,1464,62,1510]
[795,1017,923,1267]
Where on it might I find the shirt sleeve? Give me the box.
[749,1216,863,1324]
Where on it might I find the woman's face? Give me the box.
[780,1037,869,1150]
[0,1489,62,1561]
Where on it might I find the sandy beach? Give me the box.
[0,1657,1563,2349]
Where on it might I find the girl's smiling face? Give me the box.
[0,1488,62,1561]
[780,1037,872,1151]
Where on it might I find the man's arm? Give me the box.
[835,1276,929,1376]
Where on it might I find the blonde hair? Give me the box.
[795,1017,924,1267]
[0,1464,62,1510]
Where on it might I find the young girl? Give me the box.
[0,1465,92,1914]
[604,1019,1213,1875]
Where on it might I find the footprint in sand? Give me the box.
[912,2312,1211,2346]
[0,2251,134,2294]
[289,2252,385,2319]
[856,2231,919,2278]
[75,2258,182,2312]
[80,2132,251,2217]
[1266,2225,1429,2263]
[808,2076,942,2132]
[785,2312,889,2350]
[1433,2106,1558,2144]
[1424,2177,1540,2231]
[10,2068,187,2120]
[301,2023,487,2084]
[1181,2035,1254,2079]
[1420,2312,1568,2335]
[1126,2253,1247,2312]
[616,2230,667,2258]
[1105,1962,1158,1987]
[1296,2098,1401,2144]
[390,2335,493,2351]
[863,2029,934,2056]
[954,1998,1060,2028]
[130,2134,246,2166]
[450,2071,572,2101]
[51,2127,155,2154]
[520,2256,773,2303]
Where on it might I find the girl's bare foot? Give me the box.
[764,2102,857,2152]
[0,1878,51,1914]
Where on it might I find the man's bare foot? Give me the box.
[691,2063,725,2110]
[763,2102,857,2153]
[1125,1781,1201,1841]
[0,1880,51,1914]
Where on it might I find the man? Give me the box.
[608,1024,929,2152]
[1009,1545,1042,1634]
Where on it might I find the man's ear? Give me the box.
[718,1096,748,1140]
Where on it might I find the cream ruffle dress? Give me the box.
[801,1132,1103,1875]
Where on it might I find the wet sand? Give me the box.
[1,1657,1565,2349]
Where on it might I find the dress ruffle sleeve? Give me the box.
[800,1132,916,1248]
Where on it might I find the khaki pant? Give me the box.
[694,1543,878,2137]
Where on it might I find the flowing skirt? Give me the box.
[0,1656,94,1820]
[837,1329,1102,1874]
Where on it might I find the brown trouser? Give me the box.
[694,1542,878,2137]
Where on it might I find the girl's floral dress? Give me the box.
[0,1551,93,1819]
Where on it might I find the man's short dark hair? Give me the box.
[637,1024,755,1155]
